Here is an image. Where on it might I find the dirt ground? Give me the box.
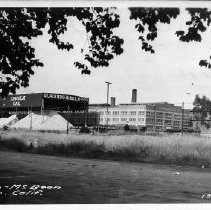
[0,151,211,204]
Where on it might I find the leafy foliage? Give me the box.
[129,7,180,54]
[175,8,211,69]
[193,94,211,128]
[0,8,46,96]
[73,8,124,70]
[0,7,123,96]
[2,7,211,97]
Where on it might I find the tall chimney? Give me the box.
[110,97,116,107]
[131,89,137,103]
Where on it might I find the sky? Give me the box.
[15,4,211,109]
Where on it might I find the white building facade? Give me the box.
[89,102,190,131]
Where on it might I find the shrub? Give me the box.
[79,126,90,133]
[140,127,146,132]
[124,124,130,131]
[0,138,30,152]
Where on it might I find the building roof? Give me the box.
[89,103,110,107]
[0,92,89,111]
[119,102,173,106]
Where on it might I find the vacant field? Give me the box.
[1,129,211,167]
[0,150,211,204]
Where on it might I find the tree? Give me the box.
[1,7,211,97]
[129,7,180,54]
[193,94,211,128]
[129,7,211,69]
[175,8,211,69]
[0,7,123,96]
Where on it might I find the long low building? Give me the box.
[0,93,99,127]
[0,92,89,112]
[89,90,191,131]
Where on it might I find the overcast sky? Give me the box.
[15,4,211,109]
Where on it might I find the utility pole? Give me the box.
[67,105,70,134]
[85,109,88,127]
[105,81,112,128]
[41,98,44,124]
[181,102,184,135]
[153,104,156,132]
[84,100,88,127]
[30,106,32,130]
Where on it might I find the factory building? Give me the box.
[0,93,98,126]
[89,89,191,131]
[0,92,89,113]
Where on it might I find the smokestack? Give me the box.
[110,97,116,107]
[131,89,137,103]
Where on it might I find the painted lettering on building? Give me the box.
[43,93,88,102]
[10,96,26,106]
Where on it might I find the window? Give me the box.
[156,119,163,124]
[129,111,136,115]
[156,126,163,131]
[99,111,104,115]
[174,114,181,120]
[105,111,111,116]
[129,118,136,122]
[146,111,151,116]
[121,111,127,115]
[164,120,172,125]
[113,111,119,116]
[121,118,127,122]
[100,118,104,122]
[173,121,180,126]
[138,118,144,122]
[146,125,154,131]
[138,111,145,116]
[165,113,173,119]
[147,111,154,117]
[113,118,119,122]
[183,121,189,126]
[146,118,154,124]
[184,115,190,120]
[156,112,164,118]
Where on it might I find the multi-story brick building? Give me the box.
[89,90,191,131]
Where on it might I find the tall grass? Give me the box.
[1,130,211,167]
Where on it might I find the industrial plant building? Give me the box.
[89,89,191,131]
[0,93,98,127]
[0,92,89,113]
[0,90,192,131]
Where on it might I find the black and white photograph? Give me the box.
[1,0,211,207]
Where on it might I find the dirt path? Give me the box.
[0,151,211,204]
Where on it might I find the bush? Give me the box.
[124,124,130,131]
[140,127,146,132]
[79,126,90,133]
[0,138,30,152]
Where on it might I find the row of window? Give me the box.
[105,111,145,116]
[147,112,182,119]
[100,111,185,120]
[100,118,145,122]
[146,118,182,124]
[146,118,187,126]
[100,117,187,125]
